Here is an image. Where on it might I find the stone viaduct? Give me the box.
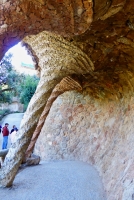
[0,0,134,199]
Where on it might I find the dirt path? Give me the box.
[0,113,24,149]
[0,160,106,200]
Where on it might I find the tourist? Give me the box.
[10,125,18,134]
[2,123,9,149]
[10,128,18,144]
[0,125,2,133]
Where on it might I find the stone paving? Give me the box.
[0,160,106,200]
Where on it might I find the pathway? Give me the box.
[0,113,106,199]
[0,160,106,200]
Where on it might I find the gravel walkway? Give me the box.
[0,160,106,200]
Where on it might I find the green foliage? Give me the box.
[0,109,10,116]
[0,53,23,103]
[0,53,39,110]
[9,72,25,97]
[0,109,11,121]
[0,88,11,103]
[6,70,21,91]
[18,75,39,111]
[0,53,13,86]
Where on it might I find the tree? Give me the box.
[0,53,14,103]
[0,52,39,107]
[0,53,13,86]
[0,53,22,103]
[18,75,39,110]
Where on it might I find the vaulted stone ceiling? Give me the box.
[1,0,134,98]
[0,0,93,60]
[0,0,134,190]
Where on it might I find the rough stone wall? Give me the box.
[0,31,94,187]
[25,76,82,159]
[0,0,93,60]
[0,0,134,192]
[0,102,23,112]
[0,97,24,112]
[35,90,134,200]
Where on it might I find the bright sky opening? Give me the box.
[7,42,34,69]
[6,42,36,75]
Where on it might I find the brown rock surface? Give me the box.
[0,0,93,59]
[0,31,93,187]
[25,154,40,166]
[35,90,134,200]
[25,76,82,159]
[0,1,134,199]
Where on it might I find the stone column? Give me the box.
[25,76,82,159]
[0,31,93,187]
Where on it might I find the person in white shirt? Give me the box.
[10,129,17,144]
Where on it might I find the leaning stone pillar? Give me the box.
[25,76,82,159]
[0,31,93,187]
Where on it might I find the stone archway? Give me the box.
[0,0,134,199]
[25,76,83,159]
[0,0,93,60]
[0,30,94,187]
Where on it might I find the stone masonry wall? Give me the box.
[0,102,23,112]
[34,90,134,200]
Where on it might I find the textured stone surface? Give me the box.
[25,76,82,159]
[0,31,93,187]
[25,154,40,166]
[35,90,134,200]
[0,1,134,199]
[0,149,8,167]
[0,0,93,59]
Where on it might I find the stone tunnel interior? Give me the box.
[0,0,134,199]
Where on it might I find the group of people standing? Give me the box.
[0,123,18,149]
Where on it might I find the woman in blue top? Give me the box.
[10,125,18,134]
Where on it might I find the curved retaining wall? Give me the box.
[35,90,134,200]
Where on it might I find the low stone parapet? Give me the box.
[0,149,8,168]
[0,150,40,168]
